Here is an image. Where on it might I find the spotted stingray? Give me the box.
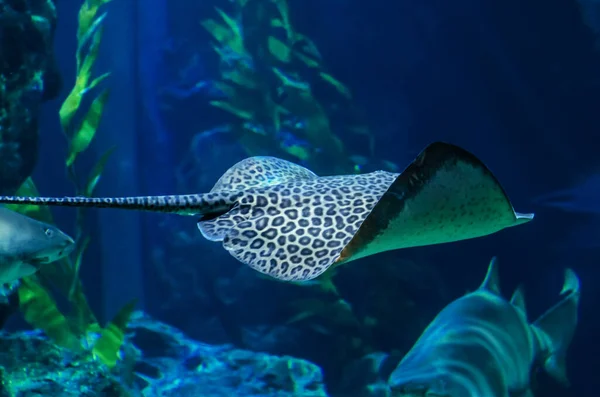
[0,142,533,281]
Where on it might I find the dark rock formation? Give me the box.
[0,311,328,396]
[0,0,61,194]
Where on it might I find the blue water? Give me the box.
[11,0,600,395]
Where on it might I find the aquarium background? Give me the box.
[1,0,599,395]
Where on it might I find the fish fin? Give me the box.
[342,142,534,261]
[479,257,501,295]
[210,156,317,193]
[532,268,580,387]
[197,205,242,242]
[221,206,343,282]
[510,285,527,317]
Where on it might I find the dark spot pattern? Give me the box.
[216,158,396,281]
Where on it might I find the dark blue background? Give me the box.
[34,0,600,395]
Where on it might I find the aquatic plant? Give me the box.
[7,0,135,370]
[201,0,376,174]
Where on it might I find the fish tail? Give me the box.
[532,268,581,386]
[0,193,238,216]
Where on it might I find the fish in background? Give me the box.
[0,207,74,328]
[0,207,74,285]
[388,257,580,397]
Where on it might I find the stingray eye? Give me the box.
[44,228,54,238]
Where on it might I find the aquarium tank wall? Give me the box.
[0,0,598,396]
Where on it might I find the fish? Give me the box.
[0,207,75,284]
[0,142,533,282]
[388,257,580,397]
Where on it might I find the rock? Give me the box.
[0,329,129,396]
[0,311,329,396]
[129,311,329,396]
[0,0,61,195]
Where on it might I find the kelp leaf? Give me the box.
[212,81,238,98]
[283,144,311,161]
[77,2,100,49]
[268,36,291,63]
[271,0,293,41]
[84,146,116,197]
[61,28,104,133]
[77,0,112,60]
[77,12,107,66]
[86,72,111,94]
[215,8,242,38]
[67,89,110,167]
[59,88,83,134]
[92,299,137,368]
[58,71,110,136]
[68,236,91,301]
[6,178,54,224]
[201,19,234,45]
[221,69,259,89]
[272,67,310,91]
[214,8,245,53]
[78,26,104,84]
[293,34,323,60]
[69,285,98,337]
[319,72,352,99]
[209,100,254,120]
[18,277,82,352]
[292,50,320,68]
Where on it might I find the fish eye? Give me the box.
[44,227,54,238]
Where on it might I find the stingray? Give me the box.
[0,142,533,281]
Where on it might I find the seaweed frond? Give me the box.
[11,0,134,370]
[200,0,372,173]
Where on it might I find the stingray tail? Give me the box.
[0,193,238,216]
[532,268,581,386]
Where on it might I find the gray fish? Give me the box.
[0,207,74,284]
[0,142,533,282]
[388,257,580,397]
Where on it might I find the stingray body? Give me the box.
[0,142,533,281]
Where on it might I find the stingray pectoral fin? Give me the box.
[338,142,534,262]
[197,205,244,242]
[221,215,344,282]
